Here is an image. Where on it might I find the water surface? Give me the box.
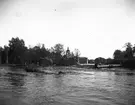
[0,67,135,105]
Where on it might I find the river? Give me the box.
[0,67,135,105]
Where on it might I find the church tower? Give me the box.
[66,47,70,58]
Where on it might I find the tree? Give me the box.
[95,57,106,64]
[124,42,133,59]
[4,45,9,64]
[124,42,132,49]
[54,43,64,55]
[113,49,123,60]
[8,37,27,64]
[74,49,81,57]
[74,49,81,62]
[0,46,3,56]
[0,46,7,64]
[51,43,64,65]
[132,44,135,57]
[23,43,51,65]
[0,46,3,64]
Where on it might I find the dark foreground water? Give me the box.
[0,67,135,105]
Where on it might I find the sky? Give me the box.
[0,0,135,59]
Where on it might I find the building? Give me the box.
[78,57,88,64]
[88,59,95,64]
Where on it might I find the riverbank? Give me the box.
[75,64,122,69]
[0,64,134,73]
[23,65,135,73]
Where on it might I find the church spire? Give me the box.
[66,47,70,58]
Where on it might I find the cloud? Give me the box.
[56,1,77,15]
[125,0,135,5]
[0,0,13,8]
[0,0,16,15]
[124,0,135,11]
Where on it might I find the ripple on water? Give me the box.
[0,67,135,105]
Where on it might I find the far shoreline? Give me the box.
[0,64,134,72]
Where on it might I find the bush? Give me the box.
[122,59,135,68]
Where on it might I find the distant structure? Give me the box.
[66,47,71,58]
[95,57,106,64]
[78,57,88,64]
[88,59,95,64]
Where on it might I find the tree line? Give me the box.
[0,37,80,66]
[87,42,135,67]
[1,37,134,68]
[113,42,135,68]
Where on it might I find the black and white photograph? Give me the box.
[0,0,135,105]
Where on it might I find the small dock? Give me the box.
[77,64,122,69]
[77,64,95,68]
[97,64,122,68]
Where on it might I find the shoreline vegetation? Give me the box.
[0,62,134,75]
[0,64,132,75]
[0,37,135,72]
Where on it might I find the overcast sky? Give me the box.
[0,0,135,59]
